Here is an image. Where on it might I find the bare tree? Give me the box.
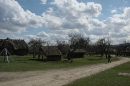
[68,34,90,50]
[122,40,128,57]
[105,37,112,59]
[95,37,112,59]
[28,38,46,58]
[68,34,90,62]
[69,33,81,49]
[57,40,69,55]
[117,40,129,57]
[95,38,106,59]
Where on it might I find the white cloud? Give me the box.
[50,0,102,17]
[25,35,39,42]
[42,8,62,30]
[24,31,69,44]
[88,18,106,28]
[102,7,130,44]
[42,0,125,44]
[41,0,47,4]
[111,9,117,14]
[37,31,50,37]
[1,0,130,45]
[0,0,44,34]
[124,7,130,19]
[0,0,106,44]
[25,35,38,39]
[42,0,102,31]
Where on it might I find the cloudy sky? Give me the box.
[0,0,130,44]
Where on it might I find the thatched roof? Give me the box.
[69,49,86,53]
[40,46,62,56]
[0,38,28,50]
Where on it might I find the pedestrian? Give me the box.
[3,48,9,63]
[108,54,111,63]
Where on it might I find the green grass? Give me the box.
[0,55,118,72]
[65,62,130,86]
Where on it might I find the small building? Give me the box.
[123,47,130,56]
[0,38,28,56]
[39,46,62,61]
[68,49,86,58]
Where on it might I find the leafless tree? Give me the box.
[28,38,46,58]
[117,40,129,57]
[95,38,106,59]
[57,40,69,55]
[105,37,112,59]
[68,34,90,50]
[68,34,90,62]
[95,37,112,59]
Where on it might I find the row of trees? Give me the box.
[28,34,130,58]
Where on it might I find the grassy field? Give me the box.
[65,62,130,86]
[0,55,118,72]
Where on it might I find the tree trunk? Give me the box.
[33,53,36,58]
[105,53,108,59]
[38,54,40,59]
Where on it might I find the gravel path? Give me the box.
[0,57,130,86]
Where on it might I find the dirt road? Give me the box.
[0,57,130,86]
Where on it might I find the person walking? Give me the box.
[108,54,111,63]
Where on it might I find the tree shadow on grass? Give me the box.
[87,55,103,61]
[87,58,101,61]
[29,59,47,62]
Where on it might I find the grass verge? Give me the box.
[0,55,118,72]
[65,61,130,86]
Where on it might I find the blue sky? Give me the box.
[0,0,130,44]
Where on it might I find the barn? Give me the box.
[0,38,28,56]
[122,47,130,56]
[39,46,62,61]
[68,49,86,58]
